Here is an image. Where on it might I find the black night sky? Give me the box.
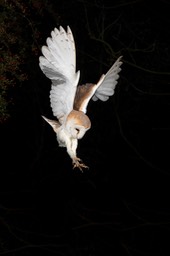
[0,0,170,255]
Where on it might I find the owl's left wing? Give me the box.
[39,26,80,124]
[74,56,123,113]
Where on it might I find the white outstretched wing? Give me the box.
[39,26,80,123]
[92,56,122,101]
[74,56,123,113]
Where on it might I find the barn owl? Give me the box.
[39,26,122,171]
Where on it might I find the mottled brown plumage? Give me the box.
[74,84,95,111]
[66,110,91,129]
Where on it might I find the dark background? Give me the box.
[0,0,170,255]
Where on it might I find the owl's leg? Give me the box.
[71,139,89,171]
[65,138,88,171]
[72,157,89,171]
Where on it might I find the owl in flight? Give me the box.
[39,26,122,171]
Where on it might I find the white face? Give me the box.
[65,110,91,140]
[65,119,90,140]
[71,125,88,139]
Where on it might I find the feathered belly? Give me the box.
[56,127,68,147]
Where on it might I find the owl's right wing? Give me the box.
[39,26,80,124]
[74,56,122,113]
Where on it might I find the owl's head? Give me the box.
[65,110,91,139]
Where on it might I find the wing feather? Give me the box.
[92,56,122,101]
[39,26,80,123]
[74,56,123,113]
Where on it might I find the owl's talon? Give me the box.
[72,158,89,171]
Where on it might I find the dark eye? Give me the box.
[75,128,80,133]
